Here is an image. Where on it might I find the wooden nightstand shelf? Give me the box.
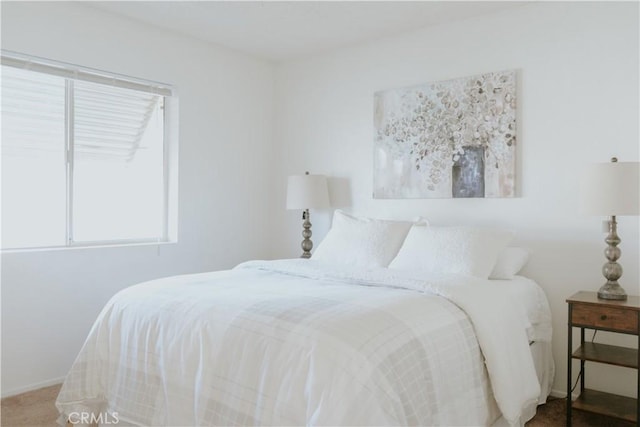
[567,291,640,425]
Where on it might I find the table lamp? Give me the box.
[286,172,330,258]
[581,157,639,300]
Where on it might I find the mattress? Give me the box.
[56,259,553,426]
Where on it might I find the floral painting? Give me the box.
[373,70,516,198]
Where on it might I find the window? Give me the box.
[1,51,178,250]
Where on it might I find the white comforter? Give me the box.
[57,259,550,426]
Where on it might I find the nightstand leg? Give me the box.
[580,328,585,393]
[567,305,573,427]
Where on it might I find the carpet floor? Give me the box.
[526,397,635,427]
[1,384,61,426]
[1,386,636,426]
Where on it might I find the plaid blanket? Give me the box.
[57,260,545,426]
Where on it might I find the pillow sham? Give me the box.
[388,226,514,279]
[312,210,413,268]
[489,247,530,280]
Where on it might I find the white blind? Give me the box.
[74,80,162,161]
[1,65,66,157]
[1,51,171,162]
[1,50,172,96]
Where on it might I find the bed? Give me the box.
[56,213,554,426]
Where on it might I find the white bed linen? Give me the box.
[56,259,551,426]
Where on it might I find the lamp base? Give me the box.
[300,209,313,259]
[597,281,627,300]
[598,216,627,300]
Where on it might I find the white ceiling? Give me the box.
[90,1,526,61]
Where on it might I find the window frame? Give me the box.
[1,50,179,252]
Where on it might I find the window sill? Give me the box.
[1,240,176,254]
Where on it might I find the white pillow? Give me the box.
[388,226,514,279]
[489,247,530,280]
[312,210,413,268]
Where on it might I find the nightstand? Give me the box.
[566,291,639,425]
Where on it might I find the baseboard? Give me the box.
[1,376,64,398]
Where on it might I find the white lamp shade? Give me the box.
[286,174,330,210]
[581,160,639,216]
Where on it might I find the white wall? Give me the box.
[1,2,275,396]
[273,2,639,398]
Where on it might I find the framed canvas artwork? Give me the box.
[373,70,516,199]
